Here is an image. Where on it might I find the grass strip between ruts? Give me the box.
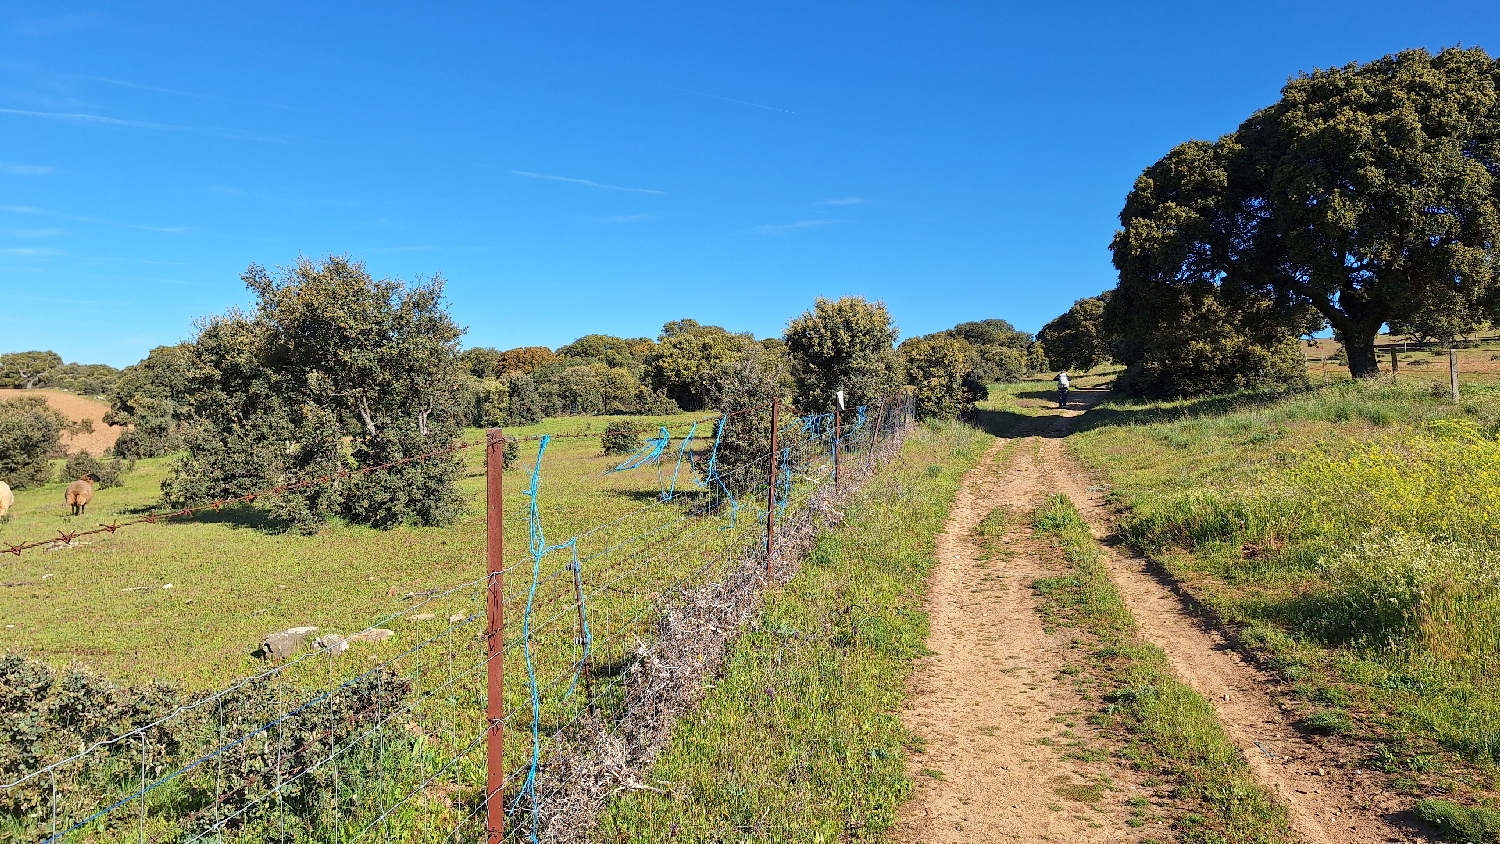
[595,419,990,841]
[1030,494,1295,844]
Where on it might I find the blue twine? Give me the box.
[847,406,867,438]
[513,434,558,842]
[661,421,700,500]
[608,427,671,472]
[704,415,738,527]
[776,447,792,517]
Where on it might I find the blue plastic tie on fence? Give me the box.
[776,446,792,517]
[608,426,671,473]
[848,406,867,438]
[513,434,555,843]
[705,415,738,528]
[661,421,699,500]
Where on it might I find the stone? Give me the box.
[347,628,395,644]
[407,613,436,623]
[313,634,349,656]
[260,626,318,661]
[448,614,467,623]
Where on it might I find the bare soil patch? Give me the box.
[0,388,120,455]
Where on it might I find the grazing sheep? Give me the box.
[64,474,98,516]
[0,481,12,520]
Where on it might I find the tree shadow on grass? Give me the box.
[1068,386,1314,434]
[117,501,296,533]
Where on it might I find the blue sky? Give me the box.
[3,2,1497,367]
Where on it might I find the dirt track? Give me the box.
[897,391,1430,844]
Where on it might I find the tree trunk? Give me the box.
[1343,324,1382,379]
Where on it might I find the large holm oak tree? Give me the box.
[164,256,470,530]
[1113,47,1500,380]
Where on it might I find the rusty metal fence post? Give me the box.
[484,429,505,843]
[765,396,780,572]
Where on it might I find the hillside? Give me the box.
[0,388,120,456]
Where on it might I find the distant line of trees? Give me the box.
[1,254,1046,530]
[0,351,121,397]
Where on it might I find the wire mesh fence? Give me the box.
[0,393,916,843]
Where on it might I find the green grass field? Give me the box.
[0,411,709,690]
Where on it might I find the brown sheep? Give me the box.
[0,481,12,520]
[65,474,98,516]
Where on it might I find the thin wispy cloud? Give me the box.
[1,163,53,176]
[92,77,295,111]
[754,219,834,234]
[7,227,65,237]
[0,247,63,257]
[669,87,795,114]
[1,204,187,233]
[819,197,866,206]
[509,169,665,195]
[0,107,186,130]
[0,108,289,143]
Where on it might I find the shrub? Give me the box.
[0,655,181,822]
[900,335,985,420]
[60,452,134,488]
[0,396,71,489]
[701,345,792,486]
[471,378,509,427]
[783,296,901,411]
[602,420,645,455]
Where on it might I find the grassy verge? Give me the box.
[1067,379,1500,831]
[595,419,990,841]
[1030,494,1293,844]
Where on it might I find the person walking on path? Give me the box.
[1054,371,1070,407]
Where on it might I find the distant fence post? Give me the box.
[765,396,780,572]
[1450,348,1460,403]
[484,429,505,843]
